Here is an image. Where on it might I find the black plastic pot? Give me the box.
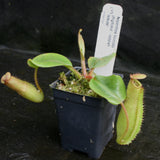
[50,68,117,159]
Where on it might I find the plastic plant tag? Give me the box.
[94,3,123,76]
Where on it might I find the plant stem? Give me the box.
[87,69,94,79]
[81,57,87,77]
[66,66,82,80]
[34,68,43,92]
[119,102,129,142]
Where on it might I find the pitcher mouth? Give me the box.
[131,79,142,89]
[1,72,11,84]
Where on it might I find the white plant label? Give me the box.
[94,3,123,76]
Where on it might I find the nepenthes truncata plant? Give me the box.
[1,29,146,145]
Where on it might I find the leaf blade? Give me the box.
[78,29,85,57]
[88,53,116,69]
[89,75,126,105]
[27,59,39,69]
[27,53,73,68]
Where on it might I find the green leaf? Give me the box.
[88,53,116,69]
[27,59,39,69]
[89,75,126,105]
[27,53,73,68]
[78,29,85,58]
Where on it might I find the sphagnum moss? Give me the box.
[56,72,99,98]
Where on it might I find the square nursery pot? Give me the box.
[50,67,117,159]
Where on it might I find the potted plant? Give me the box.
[1,29,146,159]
